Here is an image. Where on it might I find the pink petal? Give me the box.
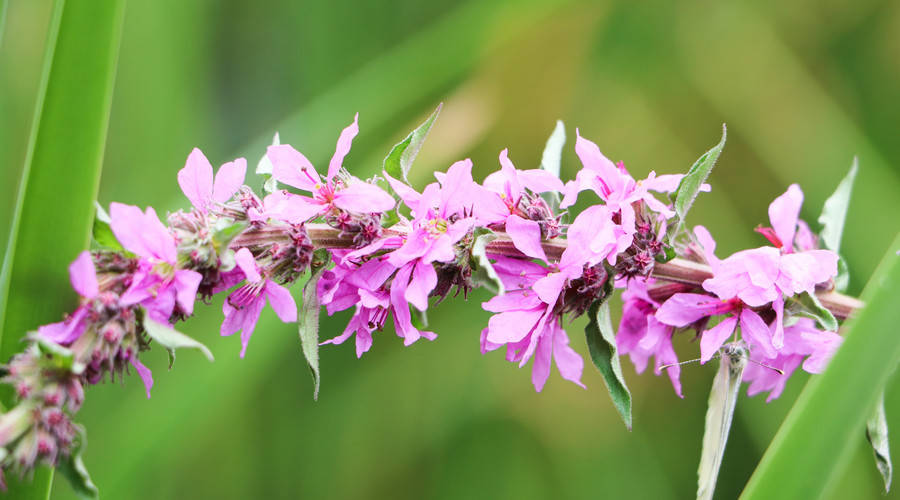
[574,130,619,179]
[768,184,803,249]
[333,182,396,213]
[772,294,785,349]
[140,207,177,263]
[389,263,419,344]
[173,269,202,316]
[263,192,324,224]
[220,300,245,337]
[485,309,543,344]
[234,248,262,283]
[328,113,359,180]
[69,251,98,298]
[268,144,320,191]
[129,356,154,399]
[700,316,738,363]
[404,260,437,312]
[552,326,585,388]
[109,203,154,258]
[177,148,214,211]
[739,309,776,358]
[383,171,421,213]
[265,281,298,323]
[506,214,547,261]
[239,297,266,358]
[531,331,553,392]
[518,169,565,194]
[641,173,683,193]
[532,272,567,305]
[655,293,728,327]
[693,225,720,270]
[440,159,476,217]
[212,157,247,204]
[497,149,523,197]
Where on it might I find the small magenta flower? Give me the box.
[560,131,692,230]
[480,256,584,391]
[742,318,842,401]
[616,278,683,397]
[477,148,565,260]
[38,251,99,345]
[221,248,298,357]
[177,148,247,213]
[109,203,203,323]
[266,114,395,223]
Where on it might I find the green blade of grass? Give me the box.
[741,233,900,500]
[0,0,126,496]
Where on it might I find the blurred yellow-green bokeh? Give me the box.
[2,1,899,498]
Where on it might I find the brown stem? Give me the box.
[302,223,863,319]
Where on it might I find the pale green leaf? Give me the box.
[143,315,214,364]
[56,428,98,499]
[585,300,632,430]
[383,103,442,182]
[674,124,726,224]
[866,392,892,492]
[785,291,838,332]
[539,120,565,213]
[469,227,504,295]
[818,159,858,292]
[299,249,330,400]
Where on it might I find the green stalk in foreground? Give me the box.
[0,0,126,496]
[741,232,900,500]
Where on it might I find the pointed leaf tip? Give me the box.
[585,300,632,430]
[383,103,442,183]
[674,124,727,224]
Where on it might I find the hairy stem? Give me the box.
[303,223,862,319]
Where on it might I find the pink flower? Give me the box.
[477,149,565,260]
[480,257,584,391]
[266,114,395,223]
[38,251,100,345]
[560,131,692,232]
[742,318,842,401]
[177,148,247,213]
[109,203,203,323]
[616,278,683,397]
[221,248,298,357]
[318,253,435,353]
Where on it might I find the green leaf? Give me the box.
[383,103,442,183]
[742,233,900,500]
[539,120,565,213]
[35,337,85,375]
[92,203,123,251]
[56,428,99,499]
[866,392,892,492]
[469,227,504,295]
[785,291,838,332]
[410,306,429,330]
[143,315,215,365]
[585,300,632,430]
[818,158,858,255]
[817,158,858,291]
[299,249,330,400]
[0,1,125,497]
[211,218,248,253]
[673,124,727,224]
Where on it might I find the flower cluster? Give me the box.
[0,112,855,493]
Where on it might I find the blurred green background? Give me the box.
[2,0,899,498]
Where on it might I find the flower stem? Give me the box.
[303,223,863,319]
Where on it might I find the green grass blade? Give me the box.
[0,0,126,496]
[741,233,900,500]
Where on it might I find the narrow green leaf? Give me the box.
[818,158,858,255]
[866,392,892,492]
[211,219,248,253]
[585,301,632,430]
[55,428,98,499]
[92,203,123,251]
[674,124,727,224]
[299,249,330,400]
[383,103,442,183]
[539,120,565,213]
[741,233,900,500]
[143,315,215,365]
[0,1,126,497]
[469,228,504,295]
[817,158,858,291]
[785,291,838,332]
[410,306,429,330]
